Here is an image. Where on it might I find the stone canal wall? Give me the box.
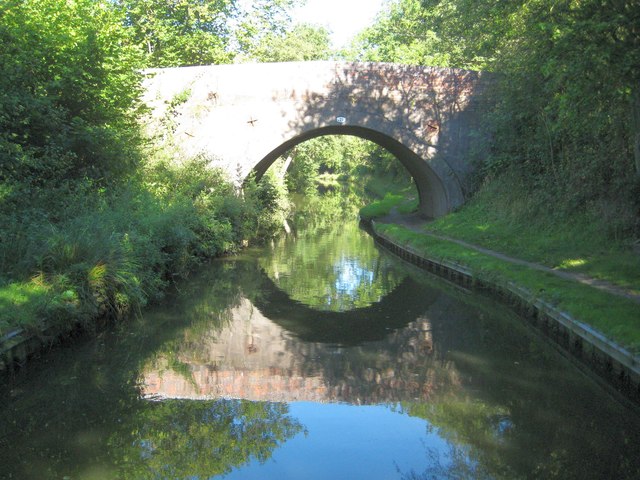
[368,220,640,406]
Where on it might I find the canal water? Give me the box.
[1,191,639,479]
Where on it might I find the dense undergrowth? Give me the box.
[0,0,298,341]
[0,157,289,338]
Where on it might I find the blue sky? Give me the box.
[291,0,387,48]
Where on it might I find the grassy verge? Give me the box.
[375,222,640,355]
[360,192,419,220]
[425,183,640,294]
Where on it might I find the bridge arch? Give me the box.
[252,125,449,218]
[142,61,492,218]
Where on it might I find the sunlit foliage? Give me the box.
[0,0,143,187]
[285,136,412,194]
[242,23,332,62]
[0,0,300,337]
[119,0,237,66]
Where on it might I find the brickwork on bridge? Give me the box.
[142,61,492,217]
[141,298,449,404]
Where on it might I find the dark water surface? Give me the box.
[1,200,639,479]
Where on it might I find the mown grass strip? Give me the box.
[425,190,640,294]
[376,222,640,355]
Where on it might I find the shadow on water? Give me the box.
[254,274,433,345]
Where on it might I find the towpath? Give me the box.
[377,212,640,305]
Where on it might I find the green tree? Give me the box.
[350,0,463,67]
[245,23,332,62]
[355,0,640,234]
[233,0,302,60]
[120,0,237,67]
[0,0,142,187]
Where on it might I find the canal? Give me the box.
[1,190,639,479]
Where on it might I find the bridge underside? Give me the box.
[252,126,449,218]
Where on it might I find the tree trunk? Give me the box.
[633,86,640,176]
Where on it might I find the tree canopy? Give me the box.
[352,0,640,229]
[120,0,238,67]
[241,23,332,62]
[0,0,143,188]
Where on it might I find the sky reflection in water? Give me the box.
[221,402,450,480]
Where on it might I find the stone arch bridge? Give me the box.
[142,61,492,217]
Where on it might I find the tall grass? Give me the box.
[0,157,289,338]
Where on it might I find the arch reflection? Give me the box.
[260,196,405,312]
[141,290,457,405]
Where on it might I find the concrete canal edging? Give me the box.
[368,220,640,406]
[0,321,83,373]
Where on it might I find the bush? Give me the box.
[0,156,290,337]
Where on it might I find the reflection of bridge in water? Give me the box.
[142,292,462,404]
